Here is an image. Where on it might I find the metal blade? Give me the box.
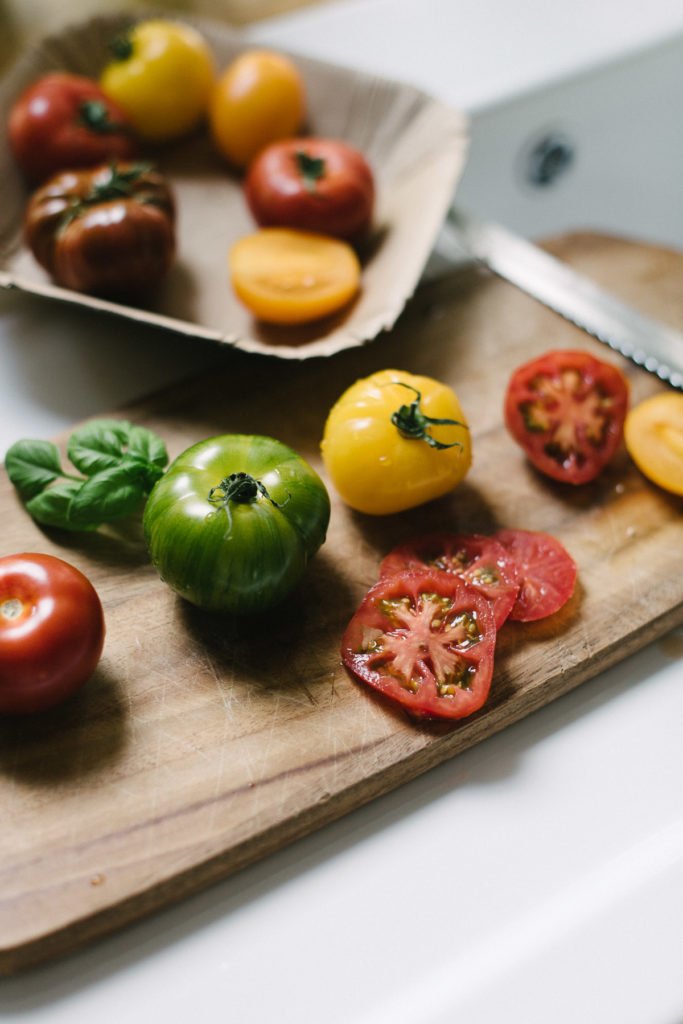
[442,208,683,390]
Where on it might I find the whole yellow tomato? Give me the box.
[100,20,215,142]
[321,369,472,515]
[209,49,306,168]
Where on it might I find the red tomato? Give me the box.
[494,529,577,622]
[0,553,105,714]
[504,349,629,484]
[7,72,137,185]
[341,569,497,720]
[245,138,375,240]
[379,533,520,628]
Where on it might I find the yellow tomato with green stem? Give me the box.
[100,20,215,142]
[624,392,683,495]
[321,370,472,515]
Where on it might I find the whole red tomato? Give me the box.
[8,72,137,185]
[0,553,105,715]
[24,162,176,297]
[245,138,375,240]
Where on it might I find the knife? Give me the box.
[440,207,683,390]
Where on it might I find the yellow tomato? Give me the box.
[229,228,360,325]
[624,392,683,495]
[209,50,306,168]
[321,369,472,515]
[100,20,215,142]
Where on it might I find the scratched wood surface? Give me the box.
[1,232,682,973]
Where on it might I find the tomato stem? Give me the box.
[390,383,467,450]
[207,472,288,509]
[109,31,134,62]
[0,598,23,621]
[295,151,326,193]
[78,100,128,136]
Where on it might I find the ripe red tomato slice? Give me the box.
[0,553,105,714]
[379,533,520,628]
[504,349,629,484]
[341,569,497,720]
[494,529,577,622]
[245,137,375,240]
[8,72,137,185]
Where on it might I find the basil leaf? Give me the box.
[67,419,131,476]
[127,424,169,471]
[68,462,146,527]
[25,480,88,530]
[5,440,64,498]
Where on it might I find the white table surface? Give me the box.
[2,2,683,1020]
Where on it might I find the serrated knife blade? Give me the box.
[442,208,683,390]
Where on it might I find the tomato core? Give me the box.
[523,369,613,469]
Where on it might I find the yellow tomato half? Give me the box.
[624,392,683,495]
[209,50,306,168]
[321,369,472,515]
[229,228,360,325]
[100,20,215,142]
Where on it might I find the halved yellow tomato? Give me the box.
[229,228,360,325]
[624,392,683,495]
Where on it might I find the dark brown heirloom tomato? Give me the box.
[245,138,375,241]
[8,72,137,185]
[24,162,175,297]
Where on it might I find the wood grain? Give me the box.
[1,232,682,973]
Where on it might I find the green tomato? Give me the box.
[143,434,330,614]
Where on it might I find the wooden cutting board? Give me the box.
[2,232,682,973]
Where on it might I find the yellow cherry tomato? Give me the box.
[209,50,306,168]
[321,369,472,515]
[100,20,215,142]
[624,392,683,495]
[229,228,360,325]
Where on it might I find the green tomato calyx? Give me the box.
[78,100,127,135]
[295,151,326,193]
[207,472,288,509]
[108,31,134,62]
[390,383,467,451]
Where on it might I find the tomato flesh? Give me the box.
[379,533,521,628]
[504,349,629,484]
[341,569,496,720]
[0,553,105,714]
[494,529,577,622]
[624,392,683,496]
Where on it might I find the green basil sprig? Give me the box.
[5,419,168,531]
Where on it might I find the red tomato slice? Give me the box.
[494,528,577,622]
[341,569,497,720]
[379,533,520,628]
[504,349,629,484]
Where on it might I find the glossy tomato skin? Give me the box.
[504,349,629,484]
[7,72,136,185]
[143,435,330,614]
[321,369,471,515]
[494,528,577,622]
[379,532,521,628]
[24,163,175,296]
[342,569,496,720]
[100,20,215,142]
[0,553,105,715]
[245,138,375,241]
[209,50,306,168]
